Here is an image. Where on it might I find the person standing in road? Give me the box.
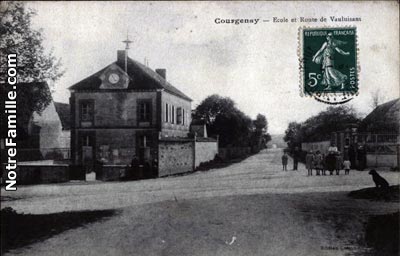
[293,147,299,171]
[343,159,351,175]
[306,150,314,176]
[282,152,288,171]
[314,151,323,176]
[335,152,342,175]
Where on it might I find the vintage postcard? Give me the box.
[1,1,399,256]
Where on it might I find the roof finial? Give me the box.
[122,31,133,50]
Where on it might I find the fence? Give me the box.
[333,132,399,168]
[357,134,398,155]
[356,133,399,167]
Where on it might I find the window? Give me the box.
[138,100,151,122]
[177,107,182,124]
[182,109,185,125]
[165,103,169,123]
[139,135,147,148]
[79,100,94,126]
[171,106,175,124]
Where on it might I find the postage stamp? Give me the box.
[299,27,359,104]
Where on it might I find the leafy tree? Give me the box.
[192,95,236,126]
[254,114,268,133]
[213,109,252,147]
[263,133,272,145]
[192,95,255,147]
[251,114,269,150]
[284,121,303,149]
[0,2,64,82]
[284,106,361,151]
[302,106,360,142]
[0,2,64,137]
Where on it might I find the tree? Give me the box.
[302,106,360,142]
[0,2,64,137]
[284,121,303,149]
[251,114,269,150]
[192,95,236,126]
[284,105,361,151]
[0,2,64,83]
[254,114,268,133]
[370,89,386,110]
[192,95,254,147]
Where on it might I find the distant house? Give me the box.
[360,98,400,134]
[331,98,400,168]
[0,82,71,161]
[358,98,399,168]
[54,102,71,148]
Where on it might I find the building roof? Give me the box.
[360,98,400,133]
[54,102,70,130]
[69,57,192,101]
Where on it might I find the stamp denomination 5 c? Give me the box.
[299,27,358,104]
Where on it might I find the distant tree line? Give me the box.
[283,105,361,151]
[192,94,271,150]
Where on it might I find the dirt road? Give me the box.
[2,149,399,255]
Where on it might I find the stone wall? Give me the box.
[97,165,127,181]
[195,140,218,168]
[218,147,251,160]
[158,140,194,177]
[1,164,69,185]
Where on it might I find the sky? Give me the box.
[26,1,399,134]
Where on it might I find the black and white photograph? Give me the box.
[1,1,399,255]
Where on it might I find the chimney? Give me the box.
[156,69,166,80]
[117,50,128,73]
[117,50,125,63]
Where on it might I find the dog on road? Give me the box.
[368,169,389,189]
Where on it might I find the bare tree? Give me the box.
[370,89,385,110]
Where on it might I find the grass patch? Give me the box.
[365,211,399,256]
[348,185,399,202]
[1,207,116,253]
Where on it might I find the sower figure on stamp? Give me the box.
[281,151,288,171]
[306,150,314,176]
[312,32,350,90]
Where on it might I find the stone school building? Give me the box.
[69,49,217,179]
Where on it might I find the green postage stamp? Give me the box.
[299,27,359,104]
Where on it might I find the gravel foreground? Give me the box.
[2,192,399,256]
[1,149,399,255]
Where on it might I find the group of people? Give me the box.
[281,149,352,176]
[305,150,351,176]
